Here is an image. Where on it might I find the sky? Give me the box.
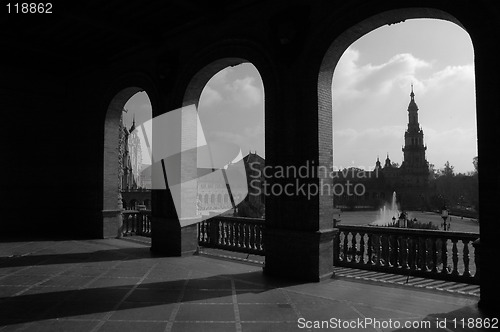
[123,18,477,174]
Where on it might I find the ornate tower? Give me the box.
[400,85,429,186]
[127,115,143,188]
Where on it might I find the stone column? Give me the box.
[263,63,337,281]
[472,29,500,314]
[150,105,200,256]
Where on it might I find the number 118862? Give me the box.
[6,3,52,14]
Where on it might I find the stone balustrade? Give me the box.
[334,225,479,284]
[122,210,151,237]
[126,214,479,285]
[198,216,265,255]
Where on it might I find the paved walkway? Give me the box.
[0,239,488,331]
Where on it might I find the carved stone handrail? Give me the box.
[198,216,265,255]
[122,210,151,237]
[334,225,480,284]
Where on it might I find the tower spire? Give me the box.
[410,83,415,100]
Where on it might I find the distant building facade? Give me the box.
[196,151,265,216]
[119,112,151,210]
[118,113,265,214]
[334,87,430,210]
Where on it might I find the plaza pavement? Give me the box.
[0,238,488,331]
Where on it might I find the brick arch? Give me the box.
[176,39,277,109]
[102,73,160,238]
[317,8,467,208]
[168,41,276,225]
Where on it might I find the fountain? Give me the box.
[371,191,400,226]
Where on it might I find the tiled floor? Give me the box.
[0,239,489,331]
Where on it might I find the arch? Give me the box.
[318,8,470,210]
[177,39,276,109]
[180,43,271,222]
[103,87,142,213]
[102,72,160,238]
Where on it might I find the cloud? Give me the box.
[422,65,474,93]
[333,47,474,102]
[333,48,431,99]
[225,77,262,108]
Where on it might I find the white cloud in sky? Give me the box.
[224,76,262,108]
[333,49,431,100]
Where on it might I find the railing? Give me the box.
[122,210,151,237]
[334,225,480,284]
[198,216,265,255]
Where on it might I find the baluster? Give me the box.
[234,222,238,248]
[260,225,265,251]
[224,222,229,246]
[233,222,240,248]
[135,214,140,235]
[419,238,428,271]
[351,232,357,263]
[250,224,256,251]
[254,224,260,251]
[242,224,248,250]
[391,235,398,268]
[130,214,134,235]
[126,214,131,234]
[375,235,381,266]
[408,237,416,270]
[197,222,201,243]
[462,239,471,278]
[367,233,373,265]
[472,239,480,280]
[202,221,206,243]
[359,232,365,264]
[431,237,438,273]
[147,214,150,235]
[343,231,349,262]
[398,236,405,269]
[381,235,389,267]
[122,214,128,235]
[441,238,448,274]
[402,236,409,269]
[228,222,234,247]
[221,221,227,246]
[451,239,459,276]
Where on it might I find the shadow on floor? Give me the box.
[0,246,152,268]
[0,270,302,326]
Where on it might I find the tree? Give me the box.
[428,163,437,180]
[473,156,478,174]
[442,161,454,177]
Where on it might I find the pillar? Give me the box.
[263,62,337,281]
